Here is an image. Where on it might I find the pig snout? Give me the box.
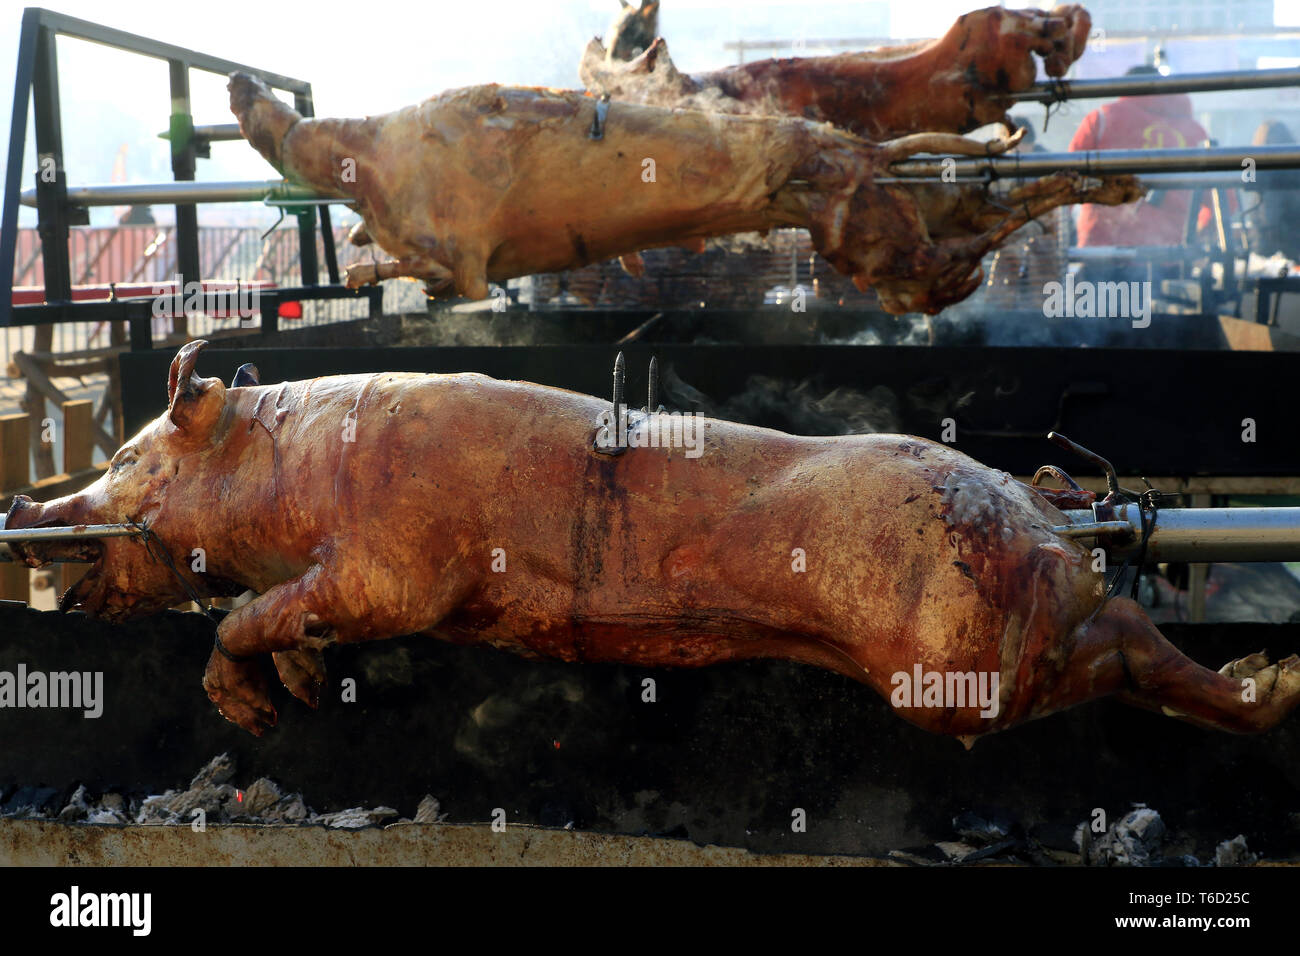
[4,494,39,529]
[4,493,91,532]
[2,493,102,571]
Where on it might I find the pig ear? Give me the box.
[231,363,260,387]
[166,340,226,437]
[167,340,209,404]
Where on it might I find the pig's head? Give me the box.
[4,340,239,621]
[607,0,660,62]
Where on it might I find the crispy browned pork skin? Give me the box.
[582,4,1091,140]
[228,72,1136,315]
[6,341,1298,739]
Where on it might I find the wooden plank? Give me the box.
[0,562,28,603]
[58,398,93,595]
[24,380,53,480]
[0,412,29,491]
[1219,315,1300,352]
[27,347,126,363]
[11,352,118,457]
[28,329,55,479]
[0,413,30,602]
[61,400,94,473]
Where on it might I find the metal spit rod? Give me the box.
[884,144,1300,181]
[17,179,347,208]
[3,509,1298,564]
[1015,66,1300,104]
[27,153,1300,204]
[158,123,244,143]
[1056,506,1300,563]
[21,69,1300,205]
[0,520,141,565]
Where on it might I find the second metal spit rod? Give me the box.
[25,151,1300,204]
[884,143,1300,181]
[1016,66,1300,105]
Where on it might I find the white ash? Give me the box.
[1214,835,1258,867]
[1077,805,1167,867]
[9,754,442,829]
[414,795,448,824]
[56,784,92,823]
[313,807,400,829]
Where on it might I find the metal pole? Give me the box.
[1057,506,1300,563]
[169,58,198,339]
[18,180,337,207]
[1067,245,1203,263]
[33,23,71,304]
[293,89,320,287]
[1,10,41,329]
[1015,67,1300,104]
[885,144,1300,180]
[0,520,141,543]
[0,519,142,563]
[158,123,245,143]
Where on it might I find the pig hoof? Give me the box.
[203,649,278,736]
[274,648,327,709]
[1218,651,1278,697]
[344,263,377,289]
[1219,652,1300,707]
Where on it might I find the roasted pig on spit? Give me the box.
[582,4,1091,141]
[228,71,1137,315]
[6,342,1298,740]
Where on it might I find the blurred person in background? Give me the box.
[1242,121,1300,262]
[1068,64,1215,283]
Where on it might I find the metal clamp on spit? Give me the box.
[1036,432,1300,573]
[591,352,664,456]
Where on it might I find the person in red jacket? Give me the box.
[1069,65,1210,248]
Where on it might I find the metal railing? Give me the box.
[3,223,395,371]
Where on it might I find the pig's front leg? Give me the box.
[202,566,337,735]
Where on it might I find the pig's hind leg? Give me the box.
[1050,597,1300,733]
